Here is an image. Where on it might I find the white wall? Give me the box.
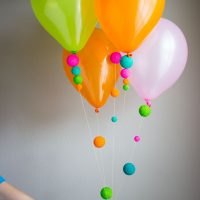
[0,1,200,200]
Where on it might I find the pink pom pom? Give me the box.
[110,52,122,64]
[66,54,79,67]
[120,69,131,79]
[134,136,140,143]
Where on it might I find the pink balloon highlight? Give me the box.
[110,52,122,64]
[130,18,188,100]
[121,69,131,79]
[66,54,79,67]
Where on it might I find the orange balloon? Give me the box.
[63,29,120,109]
[95,0,165,53]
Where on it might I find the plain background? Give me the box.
[0,0,200,200]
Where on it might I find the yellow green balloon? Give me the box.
[31,0,97,52]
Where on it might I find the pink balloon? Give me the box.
[130,18,188,100]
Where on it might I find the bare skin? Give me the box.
[0,182,34,200]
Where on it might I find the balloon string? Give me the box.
[96,112,107,186]
[79,94,106,186]
[111,64,117,196]
[116,118,144,200]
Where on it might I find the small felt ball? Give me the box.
[123,163,136,176]
[123,79,129,85]
[71,66,81,75]
[120,55,134,69]
[123,84,129,91]
[94,136,106,148]
[77,84,82,92]
[111,88,120,97]
[73,75,83,84]
[139,105,151,117]
[67,54,79,67]
[100,187,112,199]
[120,69,131,79]
[110,52,122,64]
[134,136,140,142]
[111,116,118,123]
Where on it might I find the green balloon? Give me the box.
[73,75,83,84]
[100,187,112,200]
[31,0,97,52]
[139,105,151,117]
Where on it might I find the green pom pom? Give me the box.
[123,84,129,91]
[73,75,83,84]
[139,105,151,117]
[100,187,112,200]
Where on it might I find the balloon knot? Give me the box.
[95,108,100,113]
[145,99,152,107]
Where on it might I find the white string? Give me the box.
[115,117,144,200]
[79,94,105,185]
[96,112,107,185]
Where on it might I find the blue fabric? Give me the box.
[0,176,5,184]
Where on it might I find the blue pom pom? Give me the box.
[120,56,134,69]
[123,163,136,175]
[0,176,5,184]
[71,66,81,75]
[111,116,118,123]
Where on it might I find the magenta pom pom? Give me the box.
[67,54,79,67]
[134,136,140,143]
[120,69,131,79]
[110,52,122,64]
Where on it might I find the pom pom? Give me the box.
[123,79,129,85]
[134,136,140,142]
[111,88,120,97]
[123,163,136,176]
[123,84,129,91]
[94,136,106,148]
[77,84,82,92]
[67,54,79,67]
[120,55,134,69]
[111,116,118,123]
[139,105,151,117]
[110,52,122,64]
[71,66,81,75]
[73,75,83,84]
[120,69,131,79]
[100,187,112,200]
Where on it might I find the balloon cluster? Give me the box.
[31,0,188,199]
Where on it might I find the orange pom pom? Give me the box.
[111,88,120,97]
[93,136,106,148]
[77,84,82,92]
[123,79,129,85]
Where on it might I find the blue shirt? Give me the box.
[0,176,5,184]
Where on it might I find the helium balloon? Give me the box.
[95,0,165,53]
[130,18,188,100]
[31,0,97,52]
[63,29,120,109]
